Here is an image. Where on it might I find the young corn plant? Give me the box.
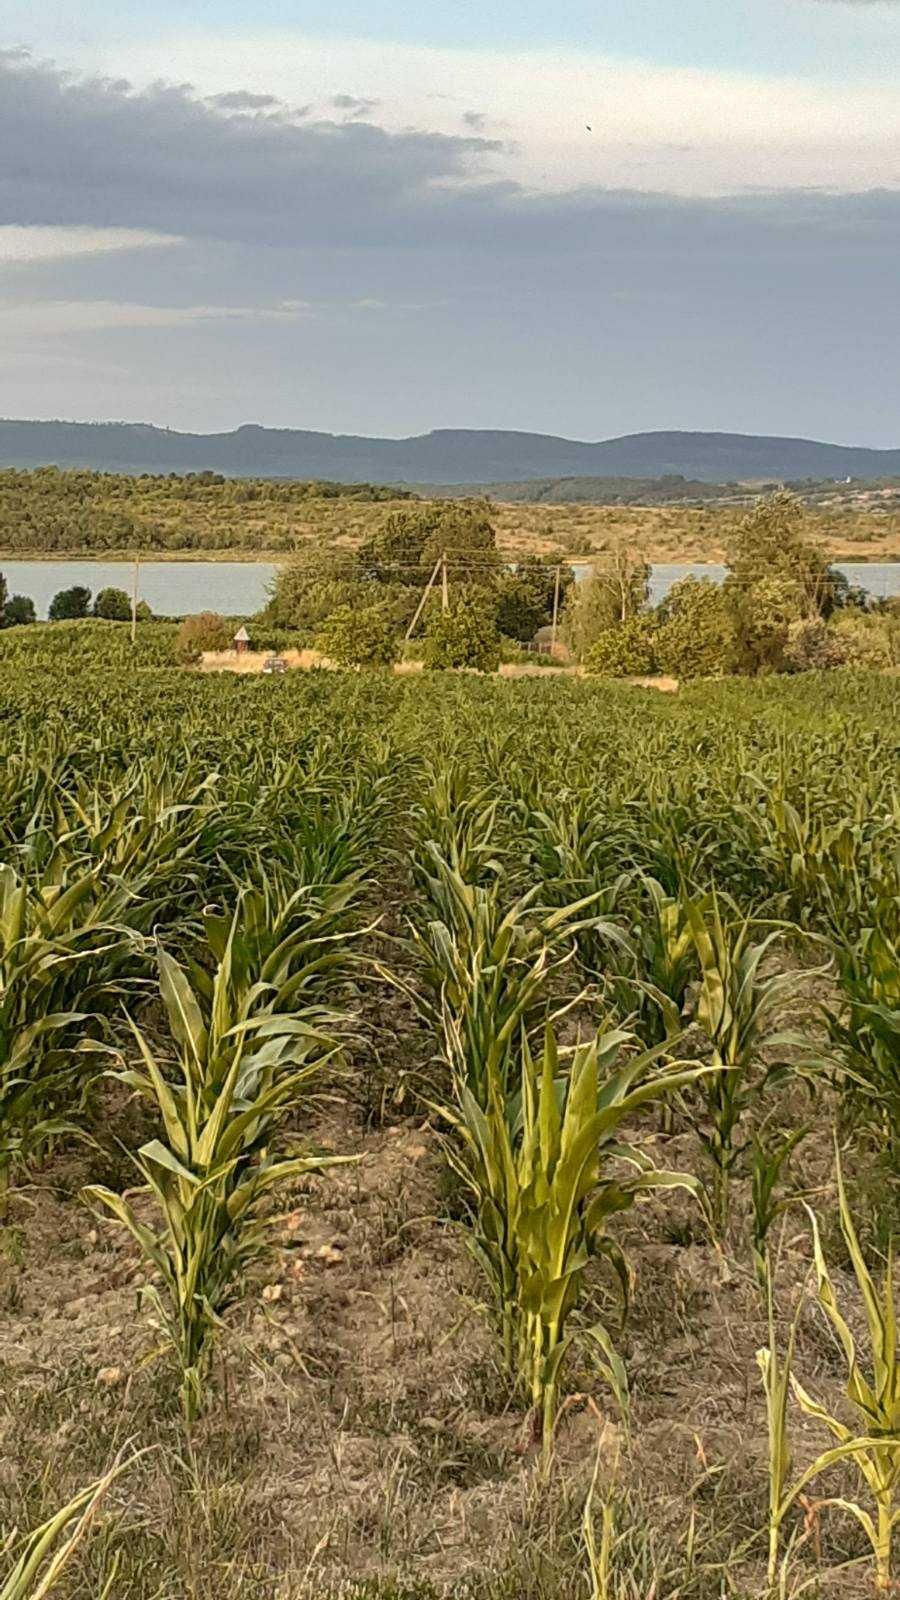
[791,1163,900,1593]
[758,1156,900,1593]
[440,1024,708,1460]
[404,849,619,1103]
[84,916,351,1422]
[756,1267,802,1590]
[0,864,132,1205]
[825,917,900,1162]
[750,1125,809,1290]
[685,894,804,1235]
[605,876,702,1046]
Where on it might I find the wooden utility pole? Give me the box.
[130,555,140,645]
[405,556,442,641]
[441,552,449,613]
[550,564,561,655]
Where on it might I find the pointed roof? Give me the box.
[233,626,250,642]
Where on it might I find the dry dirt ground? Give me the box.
[1,1042,888,1600]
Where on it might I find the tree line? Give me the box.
[0,468,414,554]
[261,493,899,674]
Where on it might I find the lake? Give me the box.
[3,558,899,619]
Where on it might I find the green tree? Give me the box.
[316,603,398,667]
[359,501,501,587]
[583,615,657,677]
[725,492,846,672]
[175,611,232,663]
[0,570,6,626]
[562,545,650,661]
[424,598,501,672]
[3,594,36,627]
[93,586,132,621]
[495,557,574,641]
[655,577,737,679]
[48,585,91,620]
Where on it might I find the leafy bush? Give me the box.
[3,594,35,627]
[175,611,232,662]
[93,586,132,621]
[424,599,501,671]
[316,603,398,666]
[583,615,657,677]
[655,577,736,679]
[830,608,900,668]
[782,617,845,672]
[49,584,91,621]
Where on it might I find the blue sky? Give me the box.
[2,1,899,443]
[11,0,900,78]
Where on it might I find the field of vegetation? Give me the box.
[2,468,899,563]
[0,622,898,1599]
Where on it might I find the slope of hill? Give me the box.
[2,420,900,485]
[1,467,898,565]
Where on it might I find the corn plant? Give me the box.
[756,1271,801,1590]
[0,864,132,1204]
[758,1157,900,1593]
[750,1125,809,1289]
[404,848,620,1103]
[825,918,900,1161]
[603,876,702,1047]
[791,1164,900,1593]
[84,916,352,1421]
[440,1024,708,1459]
[685,894,805,1234]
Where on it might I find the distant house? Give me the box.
[233,626,251,654]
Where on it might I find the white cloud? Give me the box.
[0,299,311,334]
[60,32,900,195]
[0,225,180,263]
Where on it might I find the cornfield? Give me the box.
[1,624,898,1598]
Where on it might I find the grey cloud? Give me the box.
[331,94,380,117]
[208,90,282,111]
[0,51,500,249]
[462,111,489,131]
[3,49,900,266]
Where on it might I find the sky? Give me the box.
[2,1,899,443]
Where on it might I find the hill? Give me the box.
[2,420,900,485]
[1,467,898,565]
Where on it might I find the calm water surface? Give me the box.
[4,559,899,619]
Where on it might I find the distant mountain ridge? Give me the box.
[2,419,900,485]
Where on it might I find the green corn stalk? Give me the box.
[84,917,353,1421]
[758,1153,900,1593]
[440,1024,709,1461]
[685,893,805,1235]
[750,1125,809,1289]
[405,846,625,1103]
[756,1270,801,1588]
[790,1161,900,1593]
[825,917,900,1161]
[0,863,131,1204]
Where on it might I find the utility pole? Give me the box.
[405,556,442,641]
[130,555,140,645]
[550,564,561,656]
[441,552,449,614]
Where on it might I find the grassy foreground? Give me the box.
[0,629,898,1599]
